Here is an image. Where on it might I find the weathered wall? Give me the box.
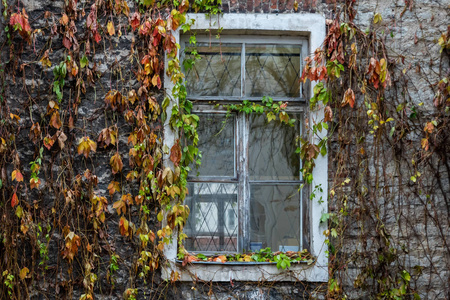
[0,0,448,299]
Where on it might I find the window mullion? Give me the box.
[299,43,303,99]
[237,112,250,252]
[241,43,246,98]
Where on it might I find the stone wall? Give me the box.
[1,0,448,299]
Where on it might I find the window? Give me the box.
[163,13,327,282]
[181,36,310,254]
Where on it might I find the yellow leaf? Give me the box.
[107,21,115,36]
[78,137,97,158]
[373,13,382,24]
[39,53,51,68]
[19,267,29,280]
[110,152,123,174]
[15,205,23,218]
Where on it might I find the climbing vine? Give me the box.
[0,0,448,299]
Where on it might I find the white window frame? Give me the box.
[163,13,327,282]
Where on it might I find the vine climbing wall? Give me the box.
[0,0,448,299]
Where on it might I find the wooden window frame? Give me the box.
[182,36,309,254]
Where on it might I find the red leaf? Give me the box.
[94,31,101,43]
[63,35,72,49]
[10,9,32,40]
[130,12,140,31]
[11,193,19,207]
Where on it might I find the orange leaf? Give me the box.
[44,135,55,150]
[11,193,19,207]
[421,138,429,151]
[342,88,355,108]
[60,14,69,26]
[119,216,129,236]
[213,255,227,263]
[110,152,123,174]
[324,106,333,122]
[50,111,62,129]
[169,140,182,167]
[424,122,434,133]
[10,113,21,123]
[30,178,41,190]
[71,63,78,76]
[108,181,120,195]
[12,170,24,182]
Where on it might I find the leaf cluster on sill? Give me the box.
[177,248,315,270]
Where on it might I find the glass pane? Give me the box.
[249,184,300,252]
[190,114,235,177]
[245,44,301,98]
[185,183,238,252]
[249,114,301,181]
[185,43,241,97]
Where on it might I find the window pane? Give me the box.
[245,44,301,98]
[249,184,300,251]
[249,114,301,181]
[185,43,241,97]
[190,113,235,177]
[185,183,238,252]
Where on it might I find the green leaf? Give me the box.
[196,253,207,260]
[320,213,330,223]
[390,126,395,137]
[157,211,163,222]
[80,56,89,68]
[331,228,338,238]
[141,0,155,7]
[266,112,276,122]
[401,270,411,282]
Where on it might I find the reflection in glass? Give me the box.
[190,114,235,177]
[185,43,241,97]
[250,184,300,251]
[245,44,301,98]
[249,114,301,180]
[185,183,238,252]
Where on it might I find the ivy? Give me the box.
[0,0,448,298]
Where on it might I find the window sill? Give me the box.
[175,259,312,266]
[162,259,327,282]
